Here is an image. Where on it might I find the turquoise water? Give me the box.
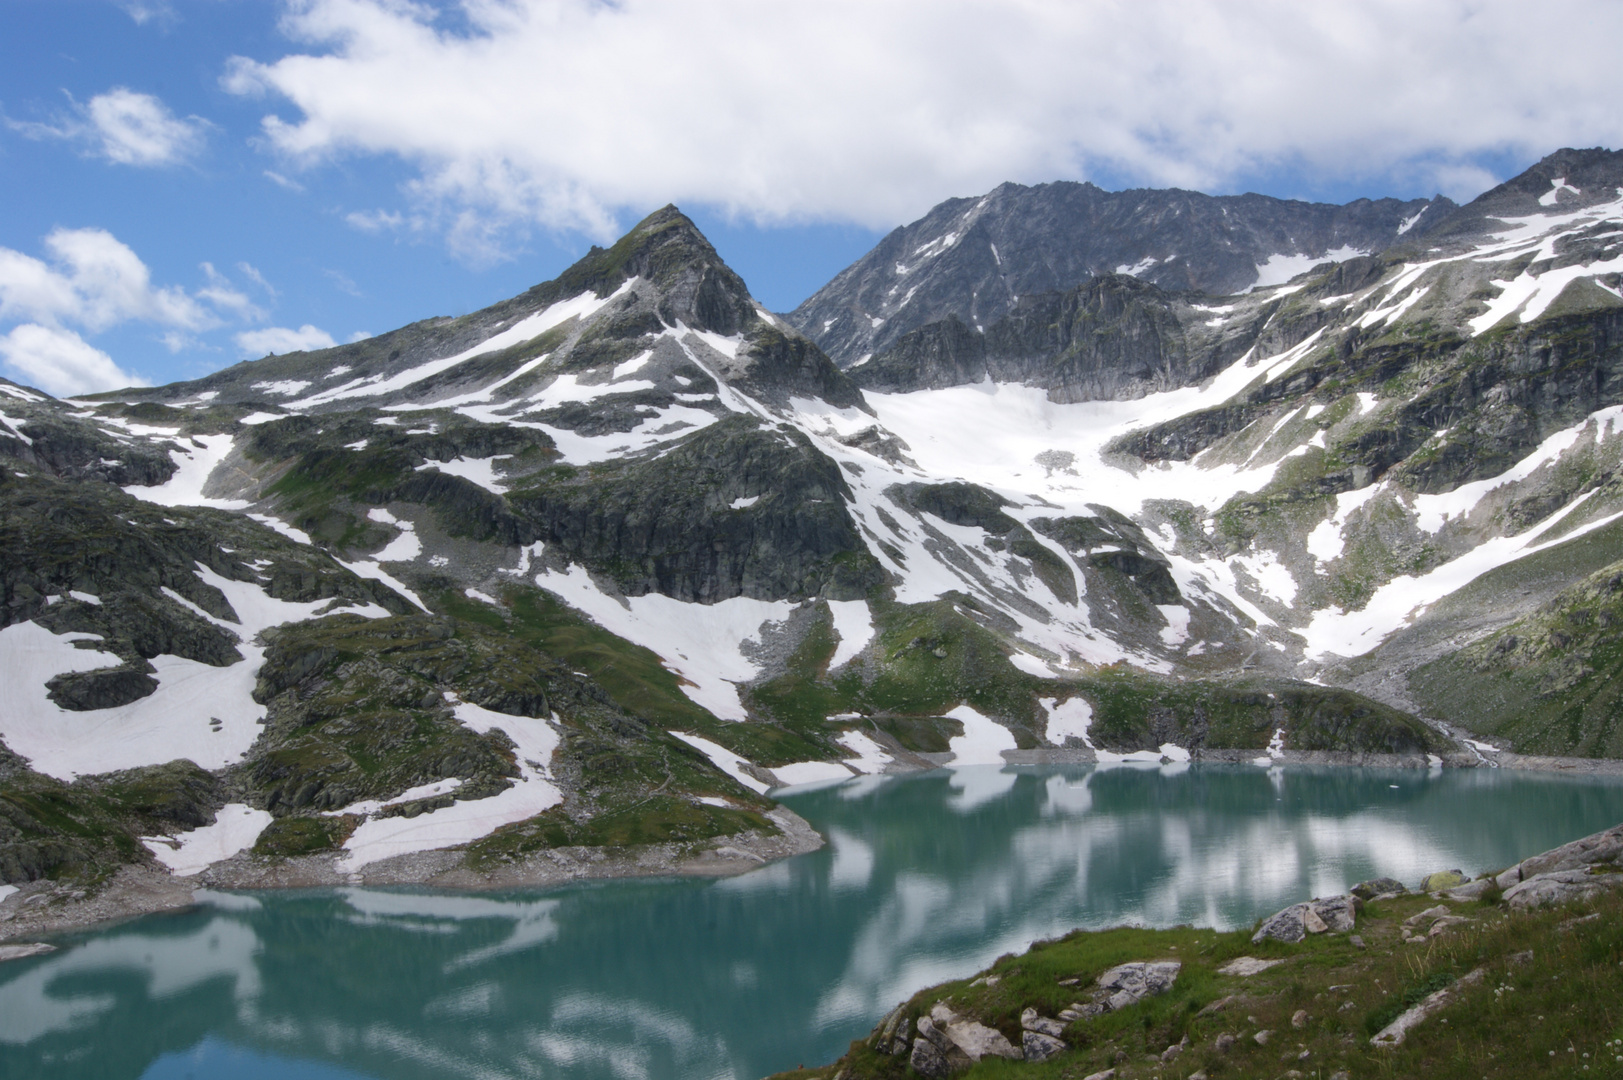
[4,763,1623,1080]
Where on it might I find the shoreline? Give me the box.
[4,749,1622,949]
[0,804,824,946]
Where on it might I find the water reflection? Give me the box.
[0,764,1619,1080]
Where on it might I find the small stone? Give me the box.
[1197,994,1236,1017]
[1299,1048,1312,1060]
[1189,1073,1208,1080]
[1022,1030,1067,1063]
[1291,1009,1309,1029]
[1303,906,1329,934]
[1329,1072,1351,1080]
[1081,1070,1116,1080]
[1215,1033,1236,1052]
[1020,1008,1066,1038]
[1349,934,1365,949]
[1255,1029,1273,1045]
[1219,956,1284,976]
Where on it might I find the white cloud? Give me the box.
[235,324,338,357]
[86,88,206,166]
[345,208,403,232]
[10,88,207,167]
[0,228,213,333]
[0,324,149,397]
[224,0,1623,250]
[264,169,306,192]
[199,262,266,322]
[237,261,278,296]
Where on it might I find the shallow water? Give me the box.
[4,763,1623,1080]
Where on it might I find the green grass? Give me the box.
[779,888,1623,1080]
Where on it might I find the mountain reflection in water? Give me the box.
[3,763,1622,1080]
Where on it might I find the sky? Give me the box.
[3,0,1622,398]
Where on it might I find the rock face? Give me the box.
[849,275,1211,402]
[789,178,1449,366]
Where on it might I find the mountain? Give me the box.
[787,179,1453,366]
[8,149,1623,897]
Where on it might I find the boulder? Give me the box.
[929,1003,1021,1062]
[912,1017,972,1078]
[1504,868,1623,909]
[1095,961,1181,1007]
[1254,895,1361,943]
[1496,823,1623,890]
[1311,894,1360,932]
[1023,1030,1068,1062]
[1252,904,1309,944]
[1420,869,1467,892]
[1350,877,1407,900]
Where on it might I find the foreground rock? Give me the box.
[1252,894,1360,943]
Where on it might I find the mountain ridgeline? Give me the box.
[6,149,1623,893]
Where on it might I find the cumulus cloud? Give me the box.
[235,324,338,357]
[0,324,148,397]
[224,0,1623,250]
[11,88,206,167]
[0,231,265,394]
[0,228,213,332]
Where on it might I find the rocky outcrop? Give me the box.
[509,415,882,603]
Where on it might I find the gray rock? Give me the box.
[927,1002,1019,1062]
[1022,1030,1067,1062]
[1350,877,1407,900]
[1495,822,1623,890]
[911,1017,971,1078]
[1254,1029,1273,1045]
[0,943,56,962]
[1252,903,1310,944]
[1215,1033,1237,1052]
[1254,895,1360,943]
[1020,1007,1067,1037]
[1504,868,1623,909]
[1095,960,1182,1006]
[1311,894,1360,932]
[909,1033,952,1080]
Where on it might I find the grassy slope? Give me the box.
[778,888,1623,1080]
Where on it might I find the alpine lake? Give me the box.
[5,762,1623,1080]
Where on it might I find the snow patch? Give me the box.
[143,804,272,876]
[416,455,512,495]
[123,434,249,510]
[671,732,769,794]
[535,563,791,720]
[1040,696,1094,747]
[1251,246,1364,290]
[827,600,875,669]
[943,704,1016,765]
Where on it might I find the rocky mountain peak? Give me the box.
[552,204,756,337]
[787,179,1448,366]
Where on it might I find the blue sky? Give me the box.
[3,0,1621,396]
